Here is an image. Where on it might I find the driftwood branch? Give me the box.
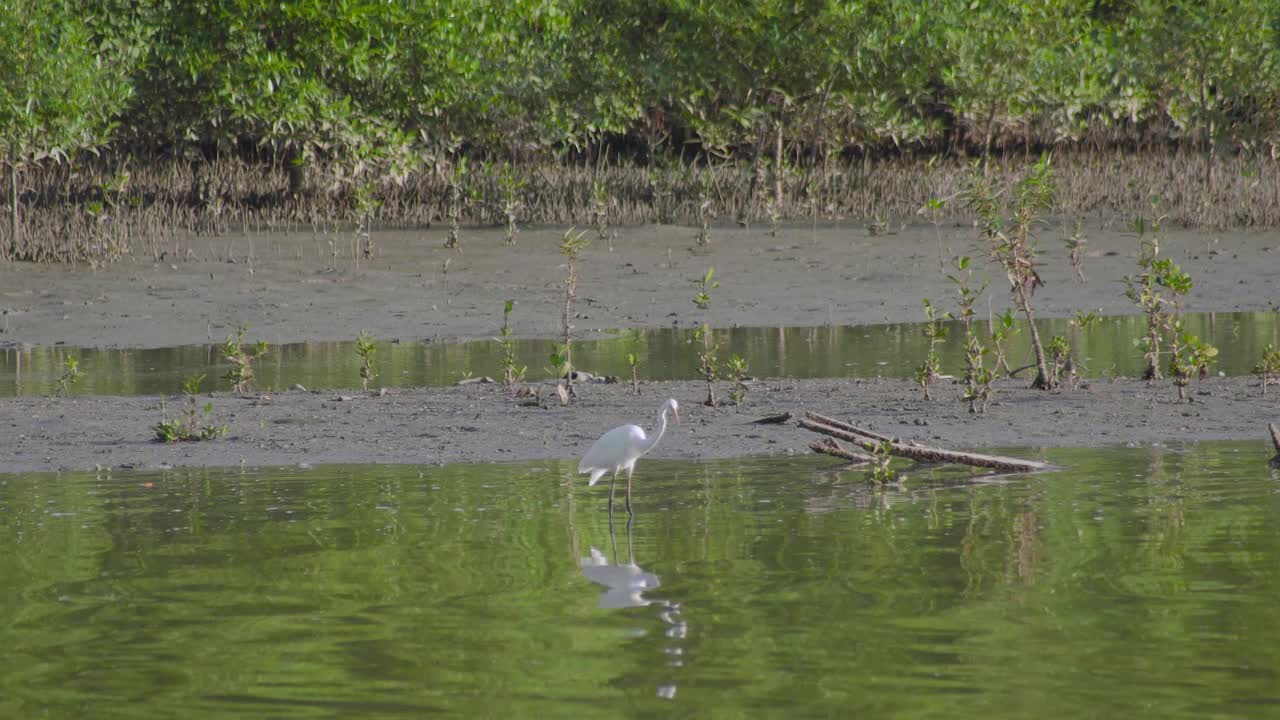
[799,415,1050,473]
[808,438,872,464]
[803,412,894,443]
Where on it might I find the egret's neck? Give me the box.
[644,407,670,455]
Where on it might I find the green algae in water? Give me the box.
[2,311,1276,396]
[2,442,1279,717]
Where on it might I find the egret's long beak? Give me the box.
[674,407,681,426]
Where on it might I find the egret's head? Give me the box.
[664,398,680,425]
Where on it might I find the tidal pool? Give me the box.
[2,311,1276,397]
[2,443,1278,717]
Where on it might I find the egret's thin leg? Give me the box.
[626,466,635,515]
[608,469,619,526]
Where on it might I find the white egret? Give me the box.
[579,398,679,515]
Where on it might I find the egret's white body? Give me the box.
[579,398,679,515]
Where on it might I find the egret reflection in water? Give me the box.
[577,517,688,699]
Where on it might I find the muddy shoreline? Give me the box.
[1,221,1278,473]
[1,221,1276,350]
[3,376,1275,474]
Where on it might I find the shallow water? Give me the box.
[2,443,1279,717]
[2,311,1276,396]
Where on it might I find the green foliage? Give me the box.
[356,330,377,391]
[626,351,641,395]
[1168,326,1218,402]
[0,0,138,258]
[693,267,718,310]
[496,300,525,391]
[1065,219,1087,283]
[221,326,268,394]
[1124,218,1196,382]
[1048,335,1072,386]
[1072,310,1101,331]
[695,324,719,407]
[990,308,1021,377]
[55,356,82,398]
[964,155,1056,389]
[153,374,227,442]
[915,298,950,401]
[558,228,590,401]
[868,441,897,484]
[948,257,991,413]
[559,227,591,260]
[1255,344,1280,397]
[724,353,749,409]
[499,164,524,246]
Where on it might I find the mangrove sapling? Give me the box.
[626,352,641,395]
[1048,336,1071,387]
[154,374,227,443]
[949,256,991,413]
[920,197,948,272]
[963,154,1055,389]
[725,353,749,410]
[693,267,718,310]
[1064,219,1087,283]
[590,180,610,240]
[989,308,1020,377]
[356,330,377,391]
[1072,310,1101,331]
[444,159,467,250]
[499,164,524,246]
[1123,216,1174,380]
[696,324,720,407]
[868,441,897,483]
[439,257,453,305]
[221,326,268,393]
[1168,326,1218,403]
[1254,344,1280,396]
[353,182,380,261]
[496,300,526,391]
[55,356,82,397]
[915,299,950,401]
[559,228,591,400]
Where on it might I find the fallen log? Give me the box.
[803,412,894,443]
[1270,423,1280,467]
[808,438,873,464]
[798,417,1051,473]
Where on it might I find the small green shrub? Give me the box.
[222,326,268,393]
[693,267,718,310]
[154,374,227,442]
[724,353,749,409]
[1255,343,1280,396]
[356,330,377,391]
[55,356,82,397]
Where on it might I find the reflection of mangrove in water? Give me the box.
[3,311,1277,396]
[577,518,687,700]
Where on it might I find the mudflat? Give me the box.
[1,221,1277,473]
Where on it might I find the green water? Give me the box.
[2,311,1276,396]
[2,444,1279,717]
